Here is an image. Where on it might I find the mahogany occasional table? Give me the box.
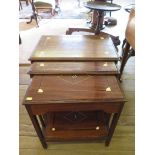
[23,75,126,148]
[22,35,126,149]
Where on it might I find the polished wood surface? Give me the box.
[23,75,125,105]
[29,35,119,62]
[66,1,121,38]
[20,0,135,152]
[44,111,108,141]
[20,56,135,153]
[84,1,121,12]
[28,61,119,75]
[84,1,121,31]
[47,111,106,130]
[23,74,125,147]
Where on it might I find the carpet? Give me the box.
[19,16,128,65]
[19,0,135,65]
[19,19,90,64]
[19,0,89,19]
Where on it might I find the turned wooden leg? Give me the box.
[105,103,124,146]
[119,41,130,80]
[38,115,46,128]
[95,10,104,35]
[27,13,39,27]
[25,105,47,149]
[27,0,39,27]
[122,38,126,50]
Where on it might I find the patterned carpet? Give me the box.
[19,0,89,19]
[19,0,134,20]
[19,0,135,64]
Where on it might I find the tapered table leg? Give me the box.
[25,105,47,149]
[105,103,124,146]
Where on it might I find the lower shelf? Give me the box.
[42,111,109,141]
[43,129,108,141]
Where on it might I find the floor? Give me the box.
[19,58,135,155]
[19,0,135,154]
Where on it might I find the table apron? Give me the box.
[26,102,124,115]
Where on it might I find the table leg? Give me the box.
[105,103,124,146]
[25,105,47,149]
[39,115,46,128]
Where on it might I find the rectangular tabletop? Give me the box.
[28,61,119,75]
[23,75,125,105]
[29,35,119,62]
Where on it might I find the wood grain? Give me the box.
[20,149,134,155]
[19,39,135,154]
[29,61,119,75]
[20,136,134,150]
[20,61,135,151]
[29,35,119,62]
[23,75,125,105]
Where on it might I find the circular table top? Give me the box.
[124,4,135,13]
[84,1,121,11]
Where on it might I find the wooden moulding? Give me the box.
[28,61,119,76]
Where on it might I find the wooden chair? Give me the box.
[27,0,55,26]
[119,8,135,80]
[19,0,29,10]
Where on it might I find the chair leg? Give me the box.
[27,0,39,27]
[19,34,22,44]
[26,0,29,6]
[109,11,111,17]
[122,39,126,50]
[77,0,80,7]
[27,13,39,27]
[119,41,131,80]
[19,1,22,10]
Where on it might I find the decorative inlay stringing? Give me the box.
[37,89,44,93]
[39,63,45,67]
[26,97,32,101]
[106,87,111,92]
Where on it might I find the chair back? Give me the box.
[125,8,135,50]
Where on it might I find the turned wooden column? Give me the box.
[91,0,106,29]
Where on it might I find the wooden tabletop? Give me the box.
[23,75,125,104]
[29,35,119,62]
[84,1,121,12]
[28,61,119,75]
